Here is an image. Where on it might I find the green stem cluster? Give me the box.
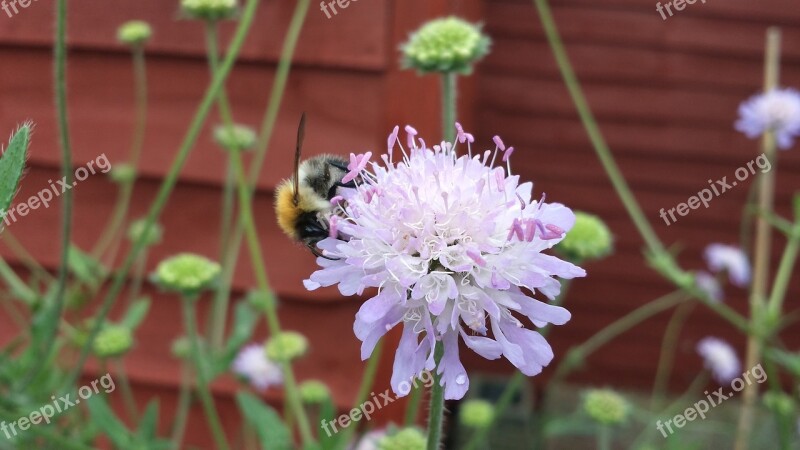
[65,0,263,390]
[735,27,781,450]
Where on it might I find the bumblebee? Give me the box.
[275,113,351,256]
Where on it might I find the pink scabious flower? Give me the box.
[231,344,283,392]
[704,243,750,288]
[735,88,800,150]
[304,125,586,400]
[697,337,740,384]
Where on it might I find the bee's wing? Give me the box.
[293,112,306,206]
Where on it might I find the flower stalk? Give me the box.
[92,40,149,261]
[183,299,231,450]
[735,27,782,450]
[426,342,445,450]
[65,0,263,389]
[202,17,315,445]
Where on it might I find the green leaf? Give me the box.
[67,244,107,289]
[85,395,134,448]
[217,302,259,374]
[122,297,151,330]
[236,392,292,450]
[767,348,800,378]
[136,400,159,441]
[0,124,31,221]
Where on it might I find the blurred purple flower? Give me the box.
[704,244,750,288]
[231,344,283,392]
[697,337,740,384]
[695,271,723,303]
[736,88,800,150]
[305,125,585,400]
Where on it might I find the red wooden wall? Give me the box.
[0,0,798,445]
[470,0,800,391]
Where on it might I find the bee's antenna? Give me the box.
[293,112,306,206]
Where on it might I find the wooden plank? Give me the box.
[485,2,800,60]
[0,47,384,189]
[477,110,800,168]
[480,74,763,128]
[496,0,800,24]
[0,0,389,70]
[485,37,800,92]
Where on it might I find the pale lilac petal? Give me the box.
[439,331,469,400]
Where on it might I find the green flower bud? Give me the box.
[153,253,221,298]
[244,289,272,312]
[93,325,134,358]
[459,399,495,428]
[401,17,490,75]
[265,331,308,363]
[377,428,426,450]
[558,212,613,262]
[127,218,163,247]
[109,163,136,185]
[299,380,330,404]
[181,0,238,21]
[171,335,206,360]
[763,391,795,417]
[213,124,256,152]
[583,389,630,426]
[117,21,153,46]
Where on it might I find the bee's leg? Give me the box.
[328,160,349,172]
[308,243,339,260]
[327,181,357,200]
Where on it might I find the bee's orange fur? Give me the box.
[275,180,328,241]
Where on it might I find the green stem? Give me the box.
[125,248,149,305]
[205,20,238,352]
[735,27,781,450]
[1,230,54,283]
[551,290,687,382]
[598,426,612,450]
[442,72,457,143]
[228,144,315,445]
[214,0,311,320]
[426,342,445,450]
[208,18,316,449]
[0,407,93,450]
[403,382,423,426]
[339,341,384,447]
[64,0,262,390]
[530,0,750,334]
[765,225,800,318]
[532,0,664,257]
[38,0,73,376]
[650,302,696,411]
[631,372,708,448]
[92,44,148,261]
[183,300,231,450]
[169,361,193,448]
[114,358,139,422]
[462,372,524,450]
[0,256,36,304]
